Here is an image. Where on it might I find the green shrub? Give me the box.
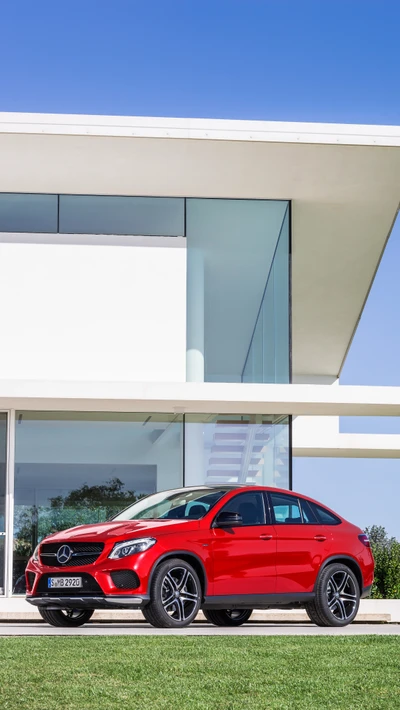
[365,525,400,599]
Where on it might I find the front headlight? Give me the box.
[108,537,157,560]
[32,544,40,562]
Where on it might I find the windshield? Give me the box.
[113,488,228,521]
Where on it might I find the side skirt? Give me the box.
[202,593,315,610]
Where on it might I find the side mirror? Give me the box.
[214,511,243,528]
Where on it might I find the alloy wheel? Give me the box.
[161,566,199,622]
[326,570,358,621]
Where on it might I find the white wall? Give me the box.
[0,237,186,382]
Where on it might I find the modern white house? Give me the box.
[0,112,400,609]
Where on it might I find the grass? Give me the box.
[0,636,399,710]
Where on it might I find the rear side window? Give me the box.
[300,499,318,523]
[269,492,302,524]
[310,502,341,526]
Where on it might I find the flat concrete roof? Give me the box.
[2,380,400,416]
[1,112,399,380]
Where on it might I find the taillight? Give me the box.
[358,534,370,548]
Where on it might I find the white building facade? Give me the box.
[0,113,400,602]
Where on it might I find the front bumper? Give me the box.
[27,594,150,610]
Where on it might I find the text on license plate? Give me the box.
[48,577,82,589]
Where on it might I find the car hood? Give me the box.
[43,518,200,543]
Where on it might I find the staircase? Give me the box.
[204,418,288,486]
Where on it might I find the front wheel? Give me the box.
[203,609,253,626]
[305,563,360,627]
[143,558,202,628]
[38,608,94,627]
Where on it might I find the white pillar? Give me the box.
[186,248,204,382]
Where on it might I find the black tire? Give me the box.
[305,563,360,627]
[203,608,253,626]
[38,608,94,627]
[143,558,202,628]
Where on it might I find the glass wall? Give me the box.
[186,199,290,383]
[185,415,290,489]
[59,196,184,236]
[242,207,290,383]
[0,194,58,233]
[0,414,6,596]
[9,410,290,593]
[13,412,183,591]
[0,193,185,236]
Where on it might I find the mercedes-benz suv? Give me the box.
[26,485,374,628]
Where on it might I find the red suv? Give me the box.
[26,485,374,628]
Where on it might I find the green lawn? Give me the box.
[0,636,399,710]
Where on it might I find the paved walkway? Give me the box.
[1,622,399,636]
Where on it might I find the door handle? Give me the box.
[259,534,274,540]
[314,535,326,542]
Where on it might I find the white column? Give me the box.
[186,248,204,382]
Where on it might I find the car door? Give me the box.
[269,492,332,593]
[210,491,277,596]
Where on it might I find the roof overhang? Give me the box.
[0,112,399,379]
[2,380,400,416]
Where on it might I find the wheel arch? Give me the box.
[147,551,208,598]
[318,555,363,594]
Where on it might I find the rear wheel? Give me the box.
[38,608,94,627]
[203,609,253,626]
[305,563,360,627]
[143,558,202,628]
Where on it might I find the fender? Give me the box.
[147,550,209,596]
[317,554,363,592]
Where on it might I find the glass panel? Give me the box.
[0,413,6,595]
[59,195,184,236]
[270,492,302,524]
[13,412,183,591]
[242,206,290,383]
[218,491,266,526]
[0,194,58,233]
[186,199,288,383]
[185,414,289,488]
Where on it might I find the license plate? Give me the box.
[48,577,82,589]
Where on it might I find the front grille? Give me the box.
[27,572,36,591]
[40,542,104,568]
[110,570,140,590]
[36,572,104,596]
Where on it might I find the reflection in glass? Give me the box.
[59,195,185,236]
[185,414,289,489]
[242,207,290,383]
[0,413,6,596]
[186,198,289,383]
[13,412,183,590]
[0,194,58,233]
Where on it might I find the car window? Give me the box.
[300,498,318,524]
[217,492,266,526]
[270,492,302,524]
[310,502,341,526]
[113,488,227,520]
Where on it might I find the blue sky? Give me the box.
[1,0,400,535]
